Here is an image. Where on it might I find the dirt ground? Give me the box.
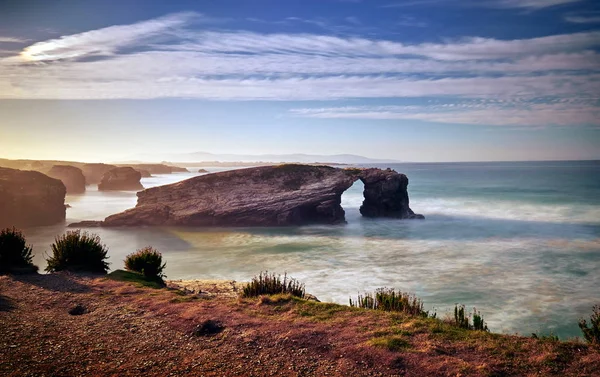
[1,273,598,377]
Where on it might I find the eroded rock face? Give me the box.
[0,167,66,228]
[77,165,422,228]
[98,167,143,191]
[82,163,117,185]
[47,165,86,194]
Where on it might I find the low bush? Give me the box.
[242,271,305,298]
[45,230,109,273]
[124,246,166,280]
[454,304,489,331]
[578,304,600,345]
[0,227,38,274]
[349,288,431,317]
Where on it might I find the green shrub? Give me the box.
[578,304,600,345]
[0,227,38,274]
[124,246,166,279]
[242,271,305,298]
[45,230,109,273]
[349,288,430,317]
[454,304,489,331]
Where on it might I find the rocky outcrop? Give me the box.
[136,169,152,178]
[82,163,117,185]
[359,168,424,219]
[0,167,66,228]
[72,165,422,227]
[46,165,86,194]
[98,167,143,191]
[198,169,209,173]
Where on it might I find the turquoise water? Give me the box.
[24,161,600,339]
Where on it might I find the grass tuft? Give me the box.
[241,271,305,298]
[349,288,431,317]
[454,304,489,331]
[369,335,411,352]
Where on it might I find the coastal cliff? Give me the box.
[0,167,66,228]
[75,165,423,227]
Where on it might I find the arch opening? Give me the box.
[340,178,364,223]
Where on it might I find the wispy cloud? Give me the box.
[565,11,600,23]
[0,12,598,127]
[492,0,583,10]
[0,37,26,43]
[18,12,197,62]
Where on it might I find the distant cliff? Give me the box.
[0,158,186,185]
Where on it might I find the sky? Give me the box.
[0,0,599,162]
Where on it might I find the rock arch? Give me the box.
[70,165,424,227]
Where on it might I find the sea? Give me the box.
[23,160,600,339]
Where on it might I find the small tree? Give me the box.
[0,228,38,274]
[124,246,166,280]
[46,230,109,273]
[579,305,600,345]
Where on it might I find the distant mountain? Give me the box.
[128,152,399,164]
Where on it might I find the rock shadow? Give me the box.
[12,273,93,293]
[0,295,16,312]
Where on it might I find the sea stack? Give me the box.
[0,167,67,228]
[359,168,424,219]
[98,167,143,191]
[46,165,86,194]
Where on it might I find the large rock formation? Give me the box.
[0,167,67,228]
[98,167,143,191]
[82,163,117,185]
[46,165,86,194]
[73,165,422,227]
[359,168,424,220]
